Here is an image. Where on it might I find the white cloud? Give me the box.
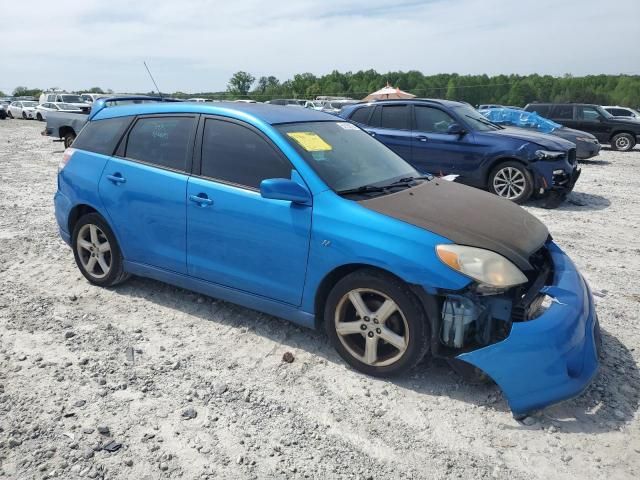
[1,0,638,94]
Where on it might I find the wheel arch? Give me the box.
[313,263,420,330]
[609,130,636,143]
[485,156,529,185]
[58,125,76,139]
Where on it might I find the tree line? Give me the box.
[7,71,639,107]
[225,71,640,107]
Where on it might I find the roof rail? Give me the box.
[88,95,182,120]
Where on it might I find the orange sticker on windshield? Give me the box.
[287,132,332,152]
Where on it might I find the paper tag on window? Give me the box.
[287,132,333,151]
[337,122,358,130]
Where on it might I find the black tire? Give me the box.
[488,161,533,204]
[22,111,27,120]
[71,213,130,287]
[325,269,430,377]
[610,133,635,152]
[7,111,13,119]
[36,113,43,121]
[64,133,76,149]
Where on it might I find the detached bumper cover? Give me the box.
[457,242,599,415]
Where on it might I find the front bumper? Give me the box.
[576,140,601,160]
[457,242,600,416]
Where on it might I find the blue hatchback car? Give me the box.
[54,99,599,417]
[340,99,581,206]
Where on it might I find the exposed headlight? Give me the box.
[436,244,528,288]
[535,149,565,160]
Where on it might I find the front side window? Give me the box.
[73,116,133,156]
[277,121,417,192]
[201,119,292,189]
[577,106,601,121]
[61,95,84,103]
[125,117,194,171]
[414,106,455,132]
[380,105,410,130]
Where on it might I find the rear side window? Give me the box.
[414,106,455,132]
[528,104,550,116]
[551,105,573,120]
[73,117,132,156]
[200,119,292,189]
[609,108,629,116]
[577,106,601,121]
[349,106,373,125]
[380,105,409,130]
[125,116,194,171]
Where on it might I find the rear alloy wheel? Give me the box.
[64,133,76,148]
[325,269,430,376]
[72,213,129,287]
[489,161,533,203]
[611,133,635,152]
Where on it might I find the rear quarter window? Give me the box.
[349,106,374,125]
[73,116,132,156]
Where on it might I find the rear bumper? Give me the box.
[457,242,600,416]
[54,190,72,246]
[576,141,601,159]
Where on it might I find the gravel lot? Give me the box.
[1,119,639,480]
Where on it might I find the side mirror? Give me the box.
[447,123,466,136]
[260,178,311,205]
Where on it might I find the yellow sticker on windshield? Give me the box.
[287,132,333,152]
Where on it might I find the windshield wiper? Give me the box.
[337,175,432,196]
[336,184,390,196]
[384,175,433,187]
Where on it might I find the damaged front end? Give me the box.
[422,241,600,417]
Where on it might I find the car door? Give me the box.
[410,104,476,176]
[550,105,579,130]
[98,114,197,274]
[575,105,610,142]
[186,117,312,306]
[362,104,412,160]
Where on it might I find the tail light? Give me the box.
[59,148,76,171]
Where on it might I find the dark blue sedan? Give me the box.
[340,99,581,206]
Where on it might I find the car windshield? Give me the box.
[61,95,84,103]
[453,104,501,131]
[277,121,418,192]
[22,101,37,107]
[596,106,613,119]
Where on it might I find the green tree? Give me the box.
[13,86,42,98]
[87,87,105,94]
[227,71,255,97]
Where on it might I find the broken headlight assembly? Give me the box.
[436,245,530,350]
[535,149,565,160]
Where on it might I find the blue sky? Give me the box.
[1,0,638,94]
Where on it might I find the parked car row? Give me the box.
[340,99,580,207]
[53,99,600,418]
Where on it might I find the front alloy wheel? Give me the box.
[335,289,409,367]
[325,269,430,376]
[489,161,533,203]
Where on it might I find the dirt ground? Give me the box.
[1,119,639,480]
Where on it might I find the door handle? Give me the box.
[106,173,126,184]
[189,194,213,206]
[415,135,428,142]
